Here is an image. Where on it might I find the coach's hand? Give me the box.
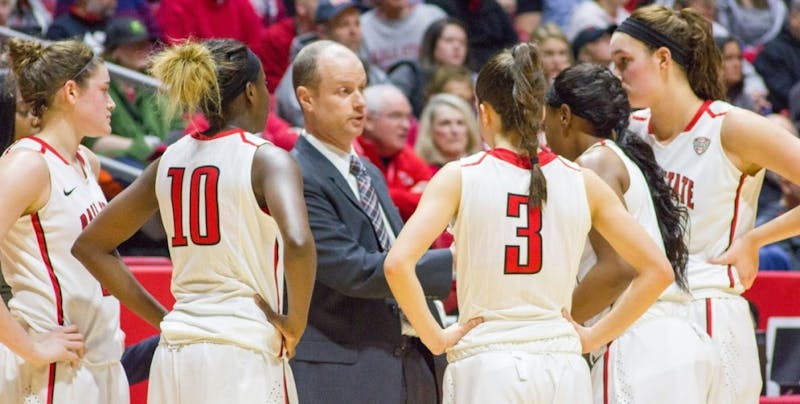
[255,294,304,359]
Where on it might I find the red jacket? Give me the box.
[157,0,293,93]
[356,137,433,221]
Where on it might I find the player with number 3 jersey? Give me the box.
[384,43,675,403]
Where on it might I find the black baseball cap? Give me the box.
[572,25,616,59]
[315,0,360,24]
[104,17,153,52]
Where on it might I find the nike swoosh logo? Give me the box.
[63,187,76,196]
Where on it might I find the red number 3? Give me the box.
[167,166,221,247]
[505,194,542,274]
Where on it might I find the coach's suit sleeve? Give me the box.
[302,173,452,301]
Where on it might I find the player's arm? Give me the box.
[571,148,636,323]
[0,150,85,365]
[251,145,316,359]
[717,109,800,287]
[385,162,481,355]
[72,159,167,329]
[566,169,673,353]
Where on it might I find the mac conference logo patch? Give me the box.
[693,137,710,155]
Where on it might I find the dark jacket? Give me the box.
[290,135,452,404]
[754,26,800,113]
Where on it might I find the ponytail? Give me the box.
[477,43,548,206]
[617,129,689,290]
[150,39,261,135]
[150,41,222,131]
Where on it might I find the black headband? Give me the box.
[220,48,262,104]
[616,18,688,68]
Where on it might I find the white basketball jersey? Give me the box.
[0,137,123,364]
[156,129,284,356]
[629,100,764,297]
[451,148,590,356]
[578,140,689,303]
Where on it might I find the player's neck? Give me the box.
[648,88,704,143]
[493,138,520,153]
[35,119,83,164]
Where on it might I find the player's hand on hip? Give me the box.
[709,233,758,289]
[255,294,303,359]
[29,324,85,368]
[427,317,483,355]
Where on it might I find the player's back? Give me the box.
[155,129,284,356]
[450,148,590,358]
[579,140,689,303]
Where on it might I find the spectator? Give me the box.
[84,17,184,169]
[275,0,387,127]
[415,93,481,173]
[500,0,543,41]
[289,40,452,404]
[542,0,583,31]
[716,36,770,113]
[753,0,800,113]
[673,0,730,38]
[567,0,630,40]
[54,0,160,38]
[45,0,116,52]
[259,0,319,92]
[531,22,573,83]
[361,0,445,72]
[358,84,431,221]
[424,65,475,107]
[392,17,470,116]
[716,0,786,49]
[572,25,614,66]
[3,0,53,36]
[426,0,519,70]
[156,0,317,94]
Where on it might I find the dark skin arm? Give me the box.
[571,146,636,323]
[251,144,316,359]
[72,159,167,329]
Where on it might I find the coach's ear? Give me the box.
[296,86,314,113]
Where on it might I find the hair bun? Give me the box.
[7,38,46,76]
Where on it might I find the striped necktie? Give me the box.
[349,155,392,251]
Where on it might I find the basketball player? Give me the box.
[383,42,675,403]
[545,63,720,403]
[72,39,316,403]
[610,6,800,402]
[0,38,128,403]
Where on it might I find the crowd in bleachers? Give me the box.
[1,0,798,265]
[1,1,800,401]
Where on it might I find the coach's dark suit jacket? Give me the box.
[290,135,452,404]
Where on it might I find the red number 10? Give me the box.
[167,166,221,247]
[504,194,542,274]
